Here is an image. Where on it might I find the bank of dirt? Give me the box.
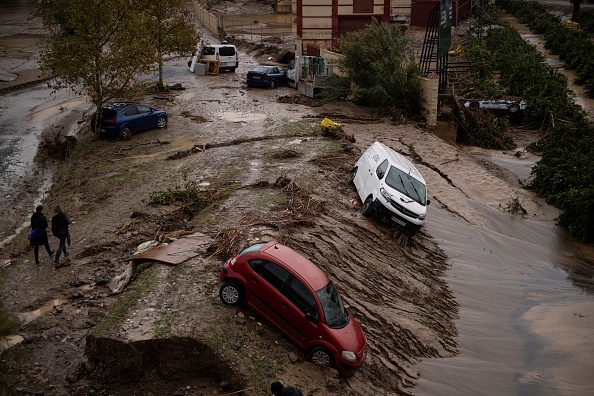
[0,5,561,396]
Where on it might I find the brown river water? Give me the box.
[414,16,594,396]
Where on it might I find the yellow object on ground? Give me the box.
[448,44,464,56]
[320,117,342,131]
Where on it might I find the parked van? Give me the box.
[199,43,239,72]
[349,142,429,236]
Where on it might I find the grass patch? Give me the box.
[275,119,320,136]
[153,311,174,338]
[255,190,284,207]
[92,265,161,335]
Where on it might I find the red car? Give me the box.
[219,241,367,376]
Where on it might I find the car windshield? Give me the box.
[385,166,427,205]
[315,282,348,328]
[238,242,267,256]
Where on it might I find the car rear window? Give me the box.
[239,242,266,256]
[101,109,117,119]
[218,46,235,56]
[251,66,269,73]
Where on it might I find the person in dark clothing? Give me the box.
[270,381,303,396]
[30,205,54,265]
[51,204,71,268]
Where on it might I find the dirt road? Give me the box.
[1,2,594,396]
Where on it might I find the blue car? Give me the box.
[246,65,288,88]
[91,103,168,140]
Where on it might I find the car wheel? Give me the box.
[348,167,357,183]
[469,101,479,109]
[270,81,275,89]
[219,281,245,306]
[157,116,167,128]
[508,104,520,113]
[119,126,132,141]
[362,196,373,217]
[307,347,334,369]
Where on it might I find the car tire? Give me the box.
[508,104,520,113]
[348,167,357,183]
[469,101,479,109]
[219,281,245,306]
[157,116,167,128]
[230,67,236,72]
[362,196,374,217]
[270,81,275,89]
[307,347,334,369]
[119,126,132,141]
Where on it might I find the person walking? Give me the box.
[270,381,303,396]
[30,205,54,265]
[51,204,71,268]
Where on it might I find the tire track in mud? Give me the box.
[281,170,458,394]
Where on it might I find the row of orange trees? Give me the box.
[467,1,594,241]
[501,0,594,97]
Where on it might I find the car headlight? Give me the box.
[342,351,357,362]
[380,187,391,201]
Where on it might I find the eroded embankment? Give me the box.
[85,336,245,393]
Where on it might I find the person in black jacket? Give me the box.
[270,382,303,396]
[30,205,54,265]
[51,204,71,268]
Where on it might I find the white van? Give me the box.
[199,43,239,72]
[349,142,429,236]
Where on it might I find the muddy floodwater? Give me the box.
[414,202,594,395]
[411,16,594,395]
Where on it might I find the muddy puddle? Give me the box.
[16,298,68,325]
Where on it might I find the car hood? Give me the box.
[329,312,367,358]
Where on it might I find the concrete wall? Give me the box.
[193,1,222,39]
[419,75,439,126]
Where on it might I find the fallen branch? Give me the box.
[116,139,170,155]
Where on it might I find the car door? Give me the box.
[279,275,320,348]
[271,67,286,85]
[246,259,293,333]
[122,105,143,131]
[361,151,387,201]
[136,105,155,131]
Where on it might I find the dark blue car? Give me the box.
[246,65,288,89]
[91,103,168,140]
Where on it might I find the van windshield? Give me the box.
[316,282,349,329]
[385,166,427,205]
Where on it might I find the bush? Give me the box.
[323,19,422,113]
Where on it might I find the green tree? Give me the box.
[36,0,157,136]
[141,0,200,91]
[324,19,421,113]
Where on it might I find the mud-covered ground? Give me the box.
[0,2,580,396]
